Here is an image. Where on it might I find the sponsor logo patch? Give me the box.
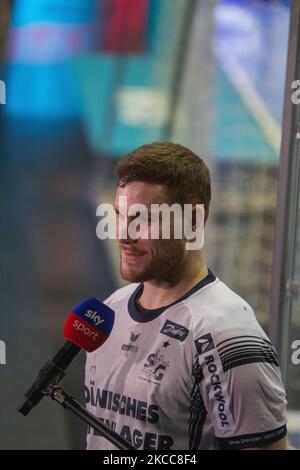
[194,333,215,355]
[160,320,189,342]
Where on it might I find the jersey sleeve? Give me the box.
[193,328,288,449]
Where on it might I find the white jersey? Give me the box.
[85,270,287,450]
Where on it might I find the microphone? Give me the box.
[18,297,114,416]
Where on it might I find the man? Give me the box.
[85,142,288,450]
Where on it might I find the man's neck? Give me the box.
[138,256,208,310]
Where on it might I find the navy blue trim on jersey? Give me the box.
[189,356,206,449]
[216,424,287,449]
[216,335,279,372]
[127,269,216,323]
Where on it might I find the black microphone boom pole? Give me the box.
[17,298,123,447]
[18,341,81,416]
[48,386,135,450]
[18,342,136,450]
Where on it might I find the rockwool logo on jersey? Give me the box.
[0,340,6,365]
[204,354,230,427]
[195,334,233,430]
[85,309,105,326]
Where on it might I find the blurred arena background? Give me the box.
[0,0,299,449]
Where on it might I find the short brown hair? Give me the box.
[115,142,211,222]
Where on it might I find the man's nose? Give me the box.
[117,218,138,243]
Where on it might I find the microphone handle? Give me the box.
[18,341,81,416]
[52,341,81,369]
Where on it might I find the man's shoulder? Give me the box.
[103,282,139,307]
[185,276,252,311]
[183,277,264,336]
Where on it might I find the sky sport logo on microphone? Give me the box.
[72,320,99,341]
[72,308,105,340]
[0,340,6,365]
[0,80,6,105]
[63,298,115,352]
[85,309,105,326]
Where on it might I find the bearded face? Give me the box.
[114,182,187,283]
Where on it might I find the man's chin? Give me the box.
[120,267,151,283]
